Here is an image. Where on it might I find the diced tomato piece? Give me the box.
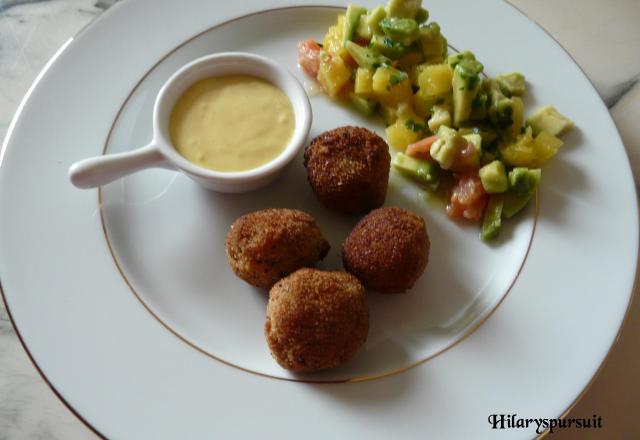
[406,135,438,159]
[354,38,370,47]
[297,39,322,78]
[446,173,488,222]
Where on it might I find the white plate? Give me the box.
[0,0,637,438]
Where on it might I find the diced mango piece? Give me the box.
[418,64,452,97]
[317,55,352,98]
[372,66,413,107]
[499,127,537,167]
[354,68,374,95]
[323,15,349,59]
[527,105,574,137]
[386,118,422,151]
[533,131,563,165]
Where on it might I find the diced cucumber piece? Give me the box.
[379,17,419,46]
[356,14,372,40]
[502,191,534,219]
[349,93,378,117]
[495,72,526,97]
[345,41,390,69]
[502,169,540,218]
[479,160,508,194]
[527,105,574,137]
[367,6,387,35]
[451,54,483,127]
[392,152,440,189]
[343,5,368,46]
[481,195,504,241]
[508,167,541,196]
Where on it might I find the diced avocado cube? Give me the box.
[485,78,506,115]
[451,55,484,127]
[479,160,508,194]
[345,41,390,69]
[489,96,523,140]
[356,14,372,40]
[470,90,488,120]
[489,98,514,130]
[379,17,419,46]
[349,93,378,117]
[462,133,482,151]
[427,104,451,132]
[481,195,504,241]
[459,125,499,147]
[369,34,407,59]
[447,51,478,70]
[343,5,368,46]
[386,0,422,19]
[419,22,447,63]
[367,6,387,35]
[502,191,534,219]
[392,152,440,189]
[414,7,429,24]
[527,105,574,137]
[430,126,467,169]
[495,72,526,97]
[508,167,541,196]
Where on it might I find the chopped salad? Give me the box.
[298,0,574,240]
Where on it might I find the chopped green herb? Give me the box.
[405,119,426,132]
[389,71,408,87]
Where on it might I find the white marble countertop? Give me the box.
[0,0,638,438]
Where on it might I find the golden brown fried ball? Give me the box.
[342,206,429,293]
[225,209,330,288]
[304,126,391,215]
[265,268,368,372]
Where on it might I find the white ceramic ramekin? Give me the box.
[69,52,312,193]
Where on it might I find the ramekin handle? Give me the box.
[69,144,171,189]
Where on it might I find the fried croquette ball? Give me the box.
[225,209,330,288]
[304,126,391,215]
[265,269,369,372]
[342,206,429,293]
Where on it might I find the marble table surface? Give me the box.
[0,0,638,438]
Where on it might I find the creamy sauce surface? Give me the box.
[170,75,294,172]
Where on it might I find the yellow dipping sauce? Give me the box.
[169,75,294,172]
